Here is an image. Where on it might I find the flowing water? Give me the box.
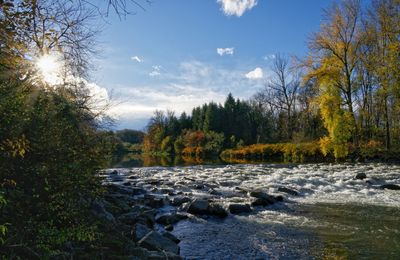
[113,163,400,259]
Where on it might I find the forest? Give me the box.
[142,0,400,161]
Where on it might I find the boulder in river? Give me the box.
[228,203,252,214]
[207,203,228,217]
[251,198,274,207]
[380,184,400,190]
[156,213,187,225]
[144,194,165,208]
[171,196,191,206]
[355,172,367,180]
[278,187,299,196]
[249,190,277,203]
[187,199,209,215]
[138,231,180,254]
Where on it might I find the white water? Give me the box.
[113,163,400,207]
[109,163,400,259]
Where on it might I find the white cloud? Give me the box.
[245,67,263,80]
[217,47,234,56]
[149,65,162,77]
[263,54,276,61]
[130,56,142,62]
[217,0,258,17]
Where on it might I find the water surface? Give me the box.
[111,163,400,259]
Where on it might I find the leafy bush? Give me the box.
[0,80,113,256]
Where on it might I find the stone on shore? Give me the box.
[138,231,180,254]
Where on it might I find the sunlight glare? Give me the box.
[36,54,62,85]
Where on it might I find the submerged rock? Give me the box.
[207,203,228,217]
[249,190,277,203]
[355,172,367,180]
[380,184,400,190]
[251,198,274,207]
[228,203,252,214]
[156,213,187,225]
[187,199,209,215]
[138,231,180,254]
[171,196,191,207]
[278,187,299,196]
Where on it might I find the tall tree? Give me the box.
[305,0,363,156]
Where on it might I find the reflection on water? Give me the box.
[111,154,281,168]
[294,203,400,259]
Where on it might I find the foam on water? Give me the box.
[106,163,400,258]
[111,163,400,208]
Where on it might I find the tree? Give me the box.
[305,0,363,155]
[362,0,400,149]
[256,54,300,141]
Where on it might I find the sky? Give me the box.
[92,0,335,130]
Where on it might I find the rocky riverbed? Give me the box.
[97,163,400,259]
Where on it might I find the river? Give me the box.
[110,163,400,259]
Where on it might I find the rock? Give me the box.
[171,196,191,207]
[209,189,222,196]
[123,182,131,186]
[380,184,400,190]
[118,211,140,225]
[105,195,132,213]
[162,232,180,244]
[165,224,174,231]
[92,200,115,223]
[235,187,248,194]
[228,203,252,214]
[278,187,299,196]
[156,213,187,225]
[274,195,284,202]
[105,184,132,195]
[144,194,165,208]
[132,223,152,242]
[160,188,174,194]
[147,179,162,185]
[137,209,157,228]
[187,199,209,215]
[192,183,205,190]
[355,172,367,180]
[127,246,181,260]
[251,198,274,207]
[132,187,147,195]
[110,170,118,175]
[147,251,183,260]
[207,203,228,217]
[138,231,180,254]
[128,175,138,179]
[249,190,277,203]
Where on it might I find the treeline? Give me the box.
[144,0,400,160]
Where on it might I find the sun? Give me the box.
[36,54,62,85]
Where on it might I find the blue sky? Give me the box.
[93,0,335,130]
